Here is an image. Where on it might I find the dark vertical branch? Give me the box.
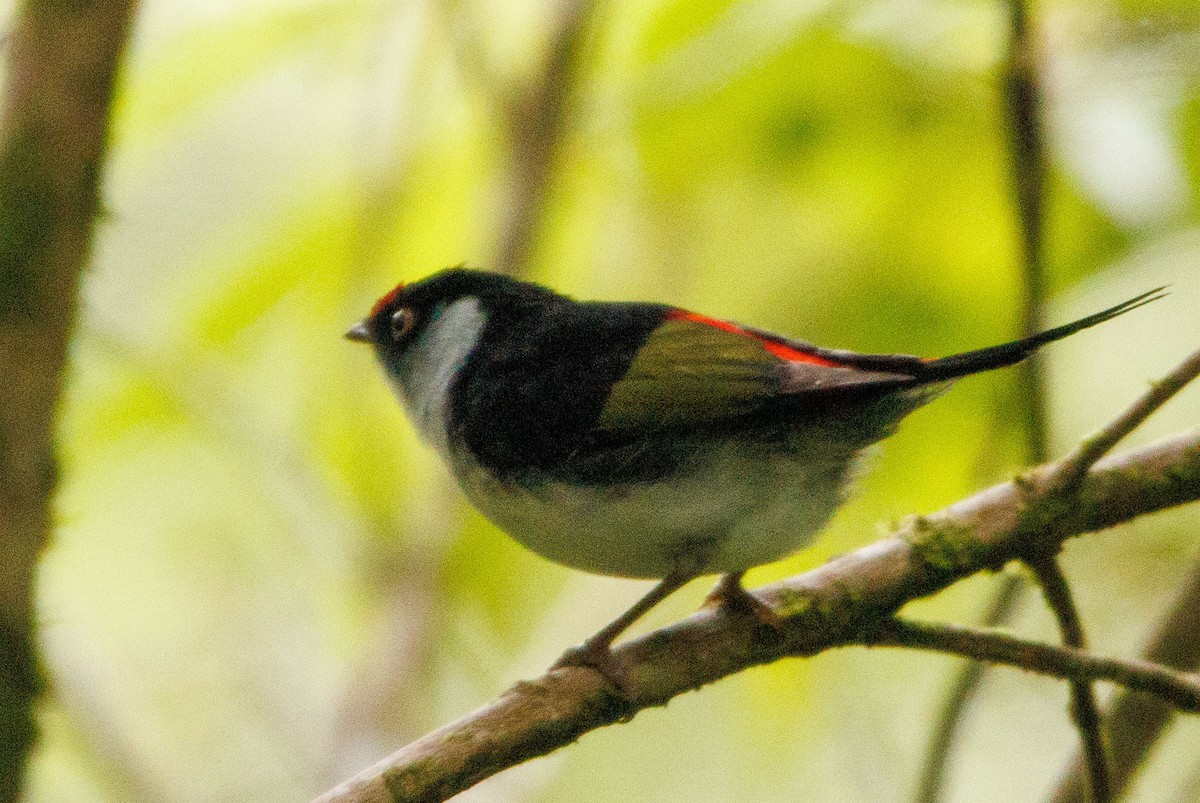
[492,0,598,277]
[0,1,138,799]
[912,1,1053,798]
[1049,559,1200,802]
[1006,0,1049,462]
[913,1,1114,799]
[1004,3,1110,797]
[1026,556,1111,802]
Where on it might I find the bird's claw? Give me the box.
[703,579,786,634]
[551,638,633,697]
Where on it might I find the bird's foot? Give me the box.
[550,637,632,697]
[703,573,786,634]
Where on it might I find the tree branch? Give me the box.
[1007,0,1049,461]
[1049,554,1200,802]
[314,427,1200,803]
[999,0,1117,796]
[866,619,1200,714]
[1051,347,1200,492]
[1024,555,1111,802]
[0,1,137,798]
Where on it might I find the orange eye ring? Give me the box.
[390,308,416,340]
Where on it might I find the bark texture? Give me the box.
[0,1,138,798]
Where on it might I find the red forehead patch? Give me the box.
[667,309,842,367]
[369,282,406,318]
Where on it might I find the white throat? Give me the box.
[390,296,487,451]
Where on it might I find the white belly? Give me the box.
[449,437,859,579]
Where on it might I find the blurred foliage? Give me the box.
[13,0,1200,800]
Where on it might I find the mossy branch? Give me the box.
[314,426,1200,803]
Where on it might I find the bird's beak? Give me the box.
[345,321,372,343]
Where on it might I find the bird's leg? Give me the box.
[552,563,700,694]
[703,571,785,632]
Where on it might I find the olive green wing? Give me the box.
[592,319,786,433]
[592,315,916,435]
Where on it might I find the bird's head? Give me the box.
[346,268,566,438]
[349,266,557,354]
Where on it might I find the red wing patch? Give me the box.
[666,309,843,367]
[370,282,407,318]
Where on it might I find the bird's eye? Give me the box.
[390,308,416,341]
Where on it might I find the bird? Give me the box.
[346,268,1162,690]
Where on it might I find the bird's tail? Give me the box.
[912,287,1167,382]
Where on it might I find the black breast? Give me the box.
[448,299,669,482]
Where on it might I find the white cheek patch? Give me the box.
[390,296,487,451]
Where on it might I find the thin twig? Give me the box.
[1040,340,1200,801]
[867,619,1200,714]
[1025,556,1111,802]
[1025,346,1200,803]
[1017,345,1200,801]
[1049,556,1200,802]
[1027,344,1200,803]
[314,429,1200,803]
[1051,347,1200,493]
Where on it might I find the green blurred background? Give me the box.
[23,0,1200,800]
